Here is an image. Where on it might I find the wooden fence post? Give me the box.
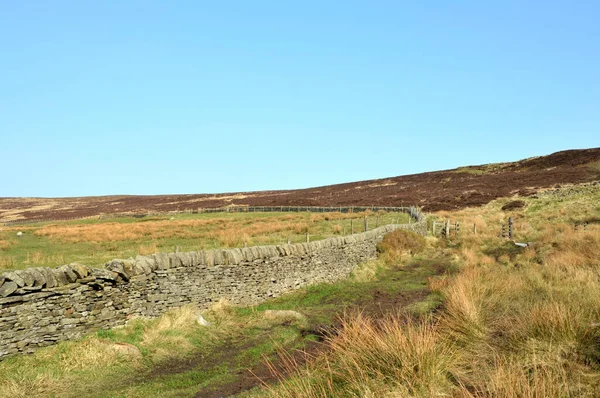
[502,223,506,238]
[455,221,460,236]
[350,219,354,234]
[364,216,368,232]
[508,217,514,240]
[376,215,379,228]
[473,223,477,235]
[432,221,436,236]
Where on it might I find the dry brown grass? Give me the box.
[261,190,600,396]
[376,229,426,259]
[33,215,315,246]
[137,242,158,255]
[0,239,11,251]
[263,313,458,397]
[0,256,15,269]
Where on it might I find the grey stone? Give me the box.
[91,268,117,281]
[168,253,182,268]
[51,268,69,286]
[3,271,25,288]
[57,265,78,284]
[204,250,215,266]
[70,263,90,279]
[154,253,169,270]
[105,260,129,281]
[134,256,153,274]
[15,270,35,287]
[0,281,18,297]
[213,250,225,265]
[176,252,192,267]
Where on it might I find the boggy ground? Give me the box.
[2,148,599,222]
[0,233,449,398]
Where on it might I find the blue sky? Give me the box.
[1,1,598,197]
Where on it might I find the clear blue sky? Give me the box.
[1,1,598,197]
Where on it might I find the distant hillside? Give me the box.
[2,148,599,222]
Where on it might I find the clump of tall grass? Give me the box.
[262,313,459,397]
[376,229,426,258]
[0,239,11,251]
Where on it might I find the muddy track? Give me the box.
[2,148,599,222]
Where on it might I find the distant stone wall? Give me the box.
[0,220,426,359]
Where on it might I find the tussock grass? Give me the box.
[376,229,426,264]
[255,186,600,397]
[0,239,11,251]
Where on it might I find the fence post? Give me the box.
[306,232,309,243]
[364,216,368,232]
[350,219,354,234]
[445,220,450,238]
[502,223,506,238]
[473,223,477,235]
[455,221,460,236]
[376,215,379,228]
[508,217,514,240]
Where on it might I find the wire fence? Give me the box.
[2,205,426,226]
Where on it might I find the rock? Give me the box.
[2,271,26,288]
[51,268,69,285]
[105,260,129,281]
[225,249,243,265]
[0,281,18,297]
[69,263,90,279]
[16,270,35,287]
[106,342,142,358]
[196,314,212,326]
[91,268,117,282]
[39,268,57,288]
[213,250,225,265]
[176,252,193,267]
[134,256,153,274]
[57,265,78,283]
[153,253,169,270]
[204,250,215,266]
[28,268,46,287]
[168,253,182,268]
[264,310,306,322]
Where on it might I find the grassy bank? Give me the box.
[249,185,600,397]
[0,211,409,270]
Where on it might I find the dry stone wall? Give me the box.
[0,221,426,359]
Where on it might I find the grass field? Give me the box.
[0,211,409,270]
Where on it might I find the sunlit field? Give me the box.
[0,211,409,270]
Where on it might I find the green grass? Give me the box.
[0,211,410,271]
